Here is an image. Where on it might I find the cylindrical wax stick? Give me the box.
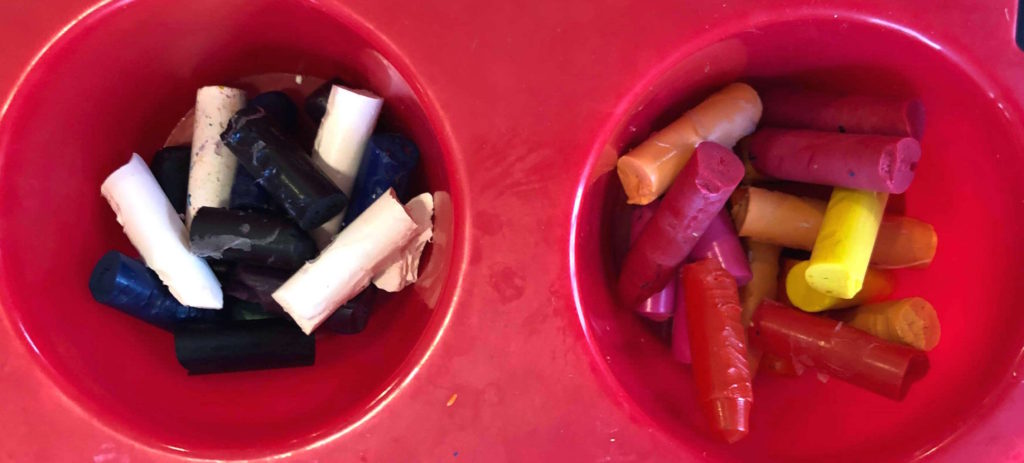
[304,77,347,122]
[759,87,925,139]
[806,188,888,298]
[373,193,434,292]
[616,83,761,205]
[189,207,317,270]
[311,85,384,244]
[777,258,802,306]
[187,86,247,228]
[750,300,929,399]
[323,288,376,334]
[786,260,893,312]
[273,190,417,334]
[688,209,752,285]
[870,216,938,269]
[739,241,780,326]
[250,91,298,131]
[629,200,676,321]
[341,133,420,227]
[221,264,290,312]
[838,297,940,351]
[150,145,190,214]
[89,251,225,330]
[734,136,766,184]
[759,351,800,377]
[101,153,222,308]
[671,279,690,364]
[174,318,315,375]
[683,259,753,444]
[617,141,744,308]
[731,187,936,268]
[228,165,274,211]
[225,295,282,321]
[749,129,921,194]
[221,105,348,230]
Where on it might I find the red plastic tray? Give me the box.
[1,0,1023,461]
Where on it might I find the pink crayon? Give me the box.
[617,141,744,309]
[671,276,692,364]
[688,209,752,286]
[760,87,924,139]
[749,128,921,194]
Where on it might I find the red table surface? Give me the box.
[2,0,1024,461]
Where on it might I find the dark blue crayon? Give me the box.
[341,134,420,227]
[251,91,299,132]
[150,145,190,214]
[88,251,225,330]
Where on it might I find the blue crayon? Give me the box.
[323,288,376,334]
[88,251,224,330]
[341,134,420,227]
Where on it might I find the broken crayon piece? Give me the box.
[749,129,920,194]
[616,83,761,205]
[617,142,744,308]
[683,259,753,443]
[189,207,317,270]
[221,105,347,230]
[750,300,928,399]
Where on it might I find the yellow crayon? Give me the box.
[805,188,888,298]
[786,261,894,312]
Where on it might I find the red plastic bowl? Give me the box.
[1,0,1023,461]
[0,0,464,458]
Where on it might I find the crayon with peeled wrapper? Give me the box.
[758,87,924,138]
[836,297,940,351]
[617,142,744,308]
[739,240,781,326]
[806,188,888,298]
[749,129,921,194]
[750,300,929,399]
[786,260,894,313]
[731,187,936,269]
[629,200,676,321]
[616,83,761,205]
[688,209,752,286]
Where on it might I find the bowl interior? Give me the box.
[0,0,459,457]
[572,16,1024,462]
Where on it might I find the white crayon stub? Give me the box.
[374,193,434,292]
[101,153,223,308]
[311,85,384,244]
[187,85,247,228]
[273,189,416,334]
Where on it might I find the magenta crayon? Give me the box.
[630,201,675,320]
[617,141,744,308]
[760,87,924,139]
[688,209,752,285]
[749,128,921,194]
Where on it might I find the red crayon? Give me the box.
[617,142,744,308]
[683,259,753,443]
[760,87,924,139]
[749,300,929,399]
[749,128,921,194]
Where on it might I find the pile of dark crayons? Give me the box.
[92,78,433,375]
[615,83,937,443]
